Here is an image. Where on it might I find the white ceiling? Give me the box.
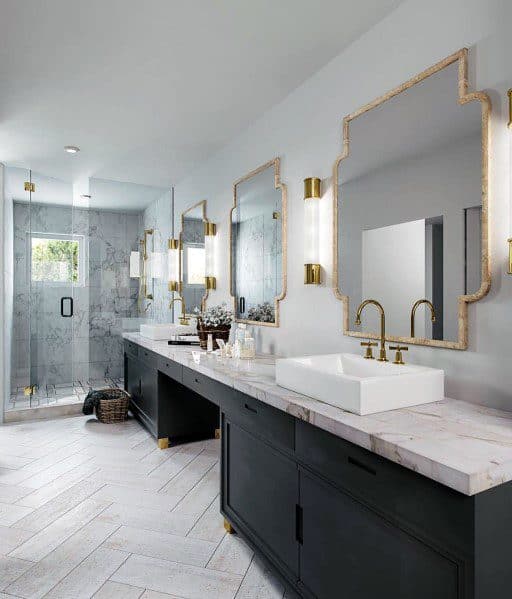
[0,0,404,194]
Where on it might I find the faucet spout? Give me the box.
[355,299,387,362]
[410,299,436,338]
[169,296,190,326]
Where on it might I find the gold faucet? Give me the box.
[355,300,387,362]
[169,296,191,326]
[410,299,436,337]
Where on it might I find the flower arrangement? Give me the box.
[194,303,233,328]
[194,303,233,350]
[247,302,275,323]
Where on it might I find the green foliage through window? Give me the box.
[31,237,79,283]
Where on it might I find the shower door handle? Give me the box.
[239,296,245,314]
[60,297,73,317]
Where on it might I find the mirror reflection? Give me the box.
[180,201,206,315]
[231,160,285,326]
[336,55,489,347]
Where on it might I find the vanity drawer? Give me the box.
[296,420,472,555]
[139,347,158,368]
[158,357,182,382]
[182,367,230,407]
[223,391,295,453]
[124,339,139,359]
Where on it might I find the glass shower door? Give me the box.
[27,171,83,406]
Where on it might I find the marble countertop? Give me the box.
[123,332,512,496]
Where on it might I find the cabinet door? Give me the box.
[140,366,158,424]
[223,419,299,578]
[300,470,459,599]
[125,355,141,401]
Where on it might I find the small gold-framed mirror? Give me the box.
[333,49,490,350]
[179,200,211,316]
[230,158,287,326]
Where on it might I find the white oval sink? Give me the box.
[275,353,444,415]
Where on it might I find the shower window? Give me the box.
[30,233,85,286]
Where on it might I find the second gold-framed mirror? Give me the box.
[333,48,490,350]
[179,200,211,316]
[230,158,287,327]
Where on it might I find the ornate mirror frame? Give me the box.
[230,157,287,327]
[179,199,211,314]
[332,48,491,350]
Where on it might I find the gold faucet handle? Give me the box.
[389,345,408,365]
[360,340,378,359]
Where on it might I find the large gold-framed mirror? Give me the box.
[333,49,490,350]
[179,200,210,316]
[230,158,287,327]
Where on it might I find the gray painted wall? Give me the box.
[171,0,512,410]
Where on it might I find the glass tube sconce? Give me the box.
[204,222,217,290]
[508,90,512,274]
[304,177,322,284]
[168,238,181,292]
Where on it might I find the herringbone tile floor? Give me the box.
[0,415,292,598]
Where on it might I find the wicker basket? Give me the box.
[95,388,130,423]
[197,325,231,351]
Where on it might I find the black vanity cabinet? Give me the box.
[221,393,512,599]
[223,418,299,579]
[124,340,219,444]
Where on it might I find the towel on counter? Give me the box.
[82,389,110,415]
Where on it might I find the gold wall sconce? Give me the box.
[168,238,181,292]
[304,177,322,284]
[204,221,217,290]
[508,89,512,129]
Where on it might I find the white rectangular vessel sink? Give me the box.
[275,353,444,415]
[140,323,194,340]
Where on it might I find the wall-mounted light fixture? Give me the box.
[304,177,322,284]
[204,221,217,290]
[508,90,512,274]
[168,238,181,291]
[508,89,512,129]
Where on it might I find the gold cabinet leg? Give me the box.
[224,518,234,534]
[157,437,169,450]
[215,428,221,440]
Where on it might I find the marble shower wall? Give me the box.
[142,190,173,323]
[12,201,141,391]
[233,213,282,314]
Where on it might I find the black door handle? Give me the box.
[60,297,73,317]
[239,296,245,314]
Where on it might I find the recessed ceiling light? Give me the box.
[64,145,80,154]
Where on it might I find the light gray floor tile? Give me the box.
[0,526,34,555]
[208,534,254,576]
[0,556,33,590]
[159,453,218,501]
[96,503,196,536]
[0,455,35,470]
[16,463,100,508]
[140,591,186,599]
[187,497,225,544]
[235,558,285,599]
[0,502,34,527]
[12,479,104,532]
[44,547,128,599]
[87,469,170,491]
[104,525,217,567]
[90,484,174,512]
[93,581,144,598]
[0,483,32,504]
[112,553,243,599]
[10,498,110,562]
[5,519,119,599]
[171,465,219,520]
